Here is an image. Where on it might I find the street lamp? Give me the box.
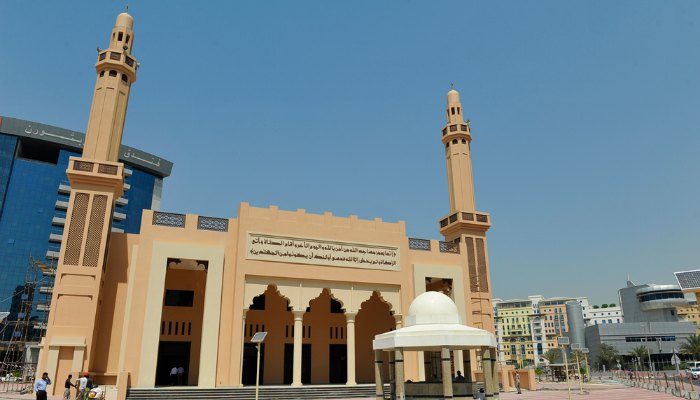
[251,331,268,400]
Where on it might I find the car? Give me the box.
[687,367,700,380]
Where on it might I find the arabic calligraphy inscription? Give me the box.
[247,233,400,271]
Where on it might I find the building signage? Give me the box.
[0,116,173,176]
[246,232,400,271]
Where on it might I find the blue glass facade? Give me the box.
[0,132,166,314]
[0,135,17,217]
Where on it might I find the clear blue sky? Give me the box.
[1,2,698,305]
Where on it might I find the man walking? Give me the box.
[515,372,522,394]
[34,372,51,400]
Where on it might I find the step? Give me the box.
[126,384,387,400]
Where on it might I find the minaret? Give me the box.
[438,88,493,331]
[83,12,138,161]
[38,12,136,392]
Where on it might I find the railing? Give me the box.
[408,238,431,251]
[197,216,229,232]
[442,123,471,137]
[440,211,490,229]
[152,212,186,228]
[439,241,459,254]
[408,238,459,254]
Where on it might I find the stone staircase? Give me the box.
[126,384,387,400]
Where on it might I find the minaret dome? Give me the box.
[446,89,464,124]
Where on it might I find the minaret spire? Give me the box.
[82,11,138,162]
[442,88,475,213]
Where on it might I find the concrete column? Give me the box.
[388,351,396,383]
[374,350,385,400]
[441,347,453,398]
[491,350,499,399]
[346,313,357,385]
[292,310,304,387]
[455,350,464,377]
[394,314,403,329]
[417,352,426,381]
[482,347,493,398]
[395,349,405,400]
[238,310,248,387]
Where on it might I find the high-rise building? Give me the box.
[0,116,172,321]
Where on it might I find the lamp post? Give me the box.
[251,331,268,400]
[645,337,654,372]
[558,336,572,400]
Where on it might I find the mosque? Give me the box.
[36,11,497,398]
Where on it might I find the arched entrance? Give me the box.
[304,289,348,384]
[242,285,294,385]
[355,292,396,383]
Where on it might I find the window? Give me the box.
[109,70,117,77]
[118,32,123,41]
[164,289,194,307]
[121,74,128,84]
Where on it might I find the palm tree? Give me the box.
[681,334,700,360]
[629,346,649,370]
[541,349,560,381]
[598,344,619,369]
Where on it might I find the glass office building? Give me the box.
[0,116,172,323]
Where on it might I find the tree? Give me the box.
[629,346,649,370]
[608,303,616,307]
[598,344,619,369]
[681,334,700,360]
[542,349,560,381]
[601,304,609,308]
[542,349,560,365]
[593,305,600,309]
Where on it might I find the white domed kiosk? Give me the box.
[373,291,498,399]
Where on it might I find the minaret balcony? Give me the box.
[442,123,471,136]
[439,210,491,236]
[66,157,125,197]
[96,50,137,80]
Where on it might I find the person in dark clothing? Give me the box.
[63,374,76,400]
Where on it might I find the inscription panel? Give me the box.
[246,232,400,271]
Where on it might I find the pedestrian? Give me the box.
[515,372,521,394]
[177,366,185,386]
[475,387,485,400]
[170,366,178,386]
[453,370,466,382]
[76,373,88,400]
[35,372,51,400]
[63,374,76,400]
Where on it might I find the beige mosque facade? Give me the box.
[36,12,497,397]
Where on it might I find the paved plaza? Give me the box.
[0,384,688,400]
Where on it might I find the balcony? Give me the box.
[55,200,69,210]
[124,168,133,176]
[123,183,131,191]
[111,227,125,233]
[49,233,63,242]
[46,250,60,259]
[116,197,128,206]
[36,304,50,312]
[58,183,71,194]
[439,210,491,235]
[39,286,53,294]
[113,212,127,221]
[52,217,66,226]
